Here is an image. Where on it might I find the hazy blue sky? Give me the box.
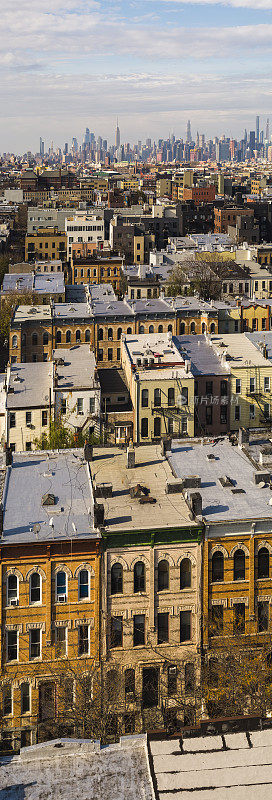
[1,0,272,152]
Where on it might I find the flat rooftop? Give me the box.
[2,272,65,294]
[2,449,96,544]
[53,345,98,390]
[150,727,272,799]
[168,437,272,523]
[0,736,153,800]
[12,304,52,324]
[90,444,197,532]
[176,334,229,376]
[6,362,53,409]
[210,333,270,367]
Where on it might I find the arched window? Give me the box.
[30,572,41,604]
[180,322,185,334]
[98,328,103,340]
[76,329,81,342]
[125,668,135,697]
[212,551,224,582]
[108,328,113,340]
[134,561,145,593]
[56,330,61,344]
[139,325,145,334]
[149,325,154,333]
[141,418,148,438]
[7,574,18,605]
[158,560,169,591]
[78,569,90,599]
[106,669,119,701]
[66,330,71,343]
[111,563,123,594]
[180,558,191,589]
[258,547,269,579]
[154,417,161,438]
[43,332,48,345]
[168,324,172,332]
[234,549,245,581]
[190,322,195,334]
[127,327,132,334]
[210,323,215,333]
[56,571,67,601]
[117,327,122,340]
[85,329,90,343]
[12,335,18,348]
[32,332,38,346]
[202,322,206,333]
[158,325,163,333]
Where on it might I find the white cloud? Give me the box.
[155,0,272,7]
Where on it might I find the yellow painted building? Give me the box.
[25,228,67,263]
[0,449,100,749]
[210,333,272,429]
[121,332,195,442]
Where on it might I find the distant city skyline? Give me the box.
[1,0,272,152]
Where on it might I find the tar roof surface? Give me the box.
[6,362,53,408]
[53,345,98,389]
[168,437,272,523]
[90,444,196,532]
[176,335,229,376]
[2,449,96,544]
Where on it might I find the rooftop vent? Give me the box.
[42,492,56,506]
[254,470,270,485]
[219,475,235,488]
[94,482,113,499]
[206,453,216,461]
[231,487,246,494]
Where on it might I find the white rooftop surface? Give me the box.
[53,345,98,389]
[6,362,53,409]
[2,449,96,544]
[123,333,193,379]
[168,437,272,523]
[176,335,229,376]
[210,333,270,367]
[0,736,154,800]
[124,332,186,365]
[12,304,51,323]
[2,272,65,294]
[90,444,196,532]
[150,728,272,799]
[54,302,92,319]
[246,331,272,360]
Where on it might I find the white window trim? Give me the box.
[29,628,42,661]
[21,682,31,716]
[7,574,19,607]
[2,685,13,717]
[29,573,42,606]
[6,629,19,663]
[55,625,68,658]
[78,570,91,602]
[55,571,67,603]
[78,623,90,657]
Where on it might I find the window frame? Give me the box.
[78,569,90,601]
[29,572,41,605]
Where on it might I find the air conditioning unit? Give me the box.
[9,598,18,607]
[58,594,67,603]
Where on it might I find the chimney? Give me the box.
[127,439,135,469]
[161,437,171,457]
[190,491,202,517]
[4,445,12,467]
[94,502,104,528]
[238,427,249,447]
[84,441,93,462]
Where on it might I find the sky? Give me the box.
[0,0,272,153]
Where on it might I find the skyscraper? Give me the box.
[115,118,120,149]
[39,137,44,156]
[186,120,192,144]
[256,115,260,144]
[266,118,270,141]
